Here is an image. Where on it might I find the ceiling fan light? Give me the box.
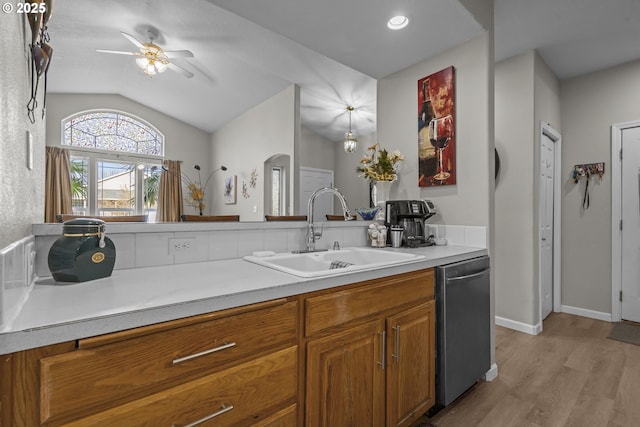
[155,61,168,73]
[145,63,157,76]
[136,57,150,69]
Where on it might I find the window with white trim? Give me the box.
[62,110,164,221]
[271,166,285,216]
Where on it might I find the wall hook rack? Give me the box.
[572,162,604,210]
[572,162,605,183]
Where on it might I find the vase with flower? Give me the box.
[356,144,404,218]
[182,165,227,215]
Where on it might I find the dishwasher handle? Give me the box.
[445,268,490,283]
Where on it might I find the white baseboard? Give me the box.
[560,305,612,322]
[484,363,498,382]
[495,316,542,335]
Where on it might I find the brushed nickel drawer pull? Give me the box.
[172,342,237,365]
[176,404,234,427]
[378,331,386,369]
[392,325,400,361]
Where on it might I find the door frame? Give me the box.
[611,120,640,322]
[538,122,562,323]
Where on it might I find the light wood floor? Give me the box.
[424,312,640,427]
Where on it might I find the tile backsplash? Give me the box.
[32,222,371,278]
[0,236,36,330]
[31,222,487,279]
[429,225,487,247]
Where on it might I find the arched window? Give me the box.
[62,110,164,156]
[61,110,164,221]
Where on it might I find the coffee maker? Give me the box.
[384,200,436,247]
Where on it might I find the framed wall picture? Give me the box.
[224,175,237,204]
[418,66,456,187]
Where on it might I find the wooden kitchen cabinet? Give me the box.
[386,300,436,427]
[2,298,298,426]
[304,269,435,427]
[306,318,386,427]
[1,268,435,427]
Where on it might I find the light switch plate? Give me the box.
[26,130,33,170]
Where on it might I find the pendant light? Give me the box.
[343,106,358,153]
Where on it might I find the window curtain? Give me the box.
[157,159,183,222]
[44,146,72,223]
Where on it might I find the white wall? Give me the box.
[210,85,298,221]
[533,52,562,317]
[334,132,378,212]
[299,126,336,172]
[45,93,211,216]
[494,51,561,328]
[560,58,640,315]
[495,52,536,325]
[377,30,495,365]
[377,34,493,227]
[0,14,46,247]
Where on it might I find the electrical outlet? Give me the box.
[169,238,196,254]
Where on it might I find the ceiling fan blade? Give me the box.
[167,62,194,78]
[164,50,194,59]
[96,49,139,56]
[121,32,145,49]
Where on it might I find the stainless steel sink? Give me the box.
[243,247,425,278]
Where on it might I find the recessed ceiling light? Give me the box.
[387,15,409,30]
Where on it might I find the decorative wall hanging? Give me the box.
[418,66,456,187]
[224,175,237,204]
[25,0,54,123]
[572,162,605,209]
[249,168,258,188]
[241,181,249,199]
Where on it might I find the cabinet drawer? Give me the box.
[41,300,297,424]
[305,269,433,336]
[63,346,298,427]
[252,404,297,427]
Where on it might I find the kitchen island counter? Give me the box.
[0,245,487,354]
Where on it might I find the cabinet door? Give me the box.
[386,300,435,427]
[306,319,385,427]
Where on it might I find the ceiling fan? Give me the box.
[97,30,194,78]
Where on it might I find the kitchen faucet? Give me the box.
[305,187,353,252]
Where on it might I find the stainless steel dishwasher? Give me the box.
[434,255,490,409]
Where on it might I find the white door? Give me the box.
[299,167,334,222]
[621,126,640,322]
[540,131,556,319]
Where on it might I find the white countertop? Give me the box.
[0,245,487,354]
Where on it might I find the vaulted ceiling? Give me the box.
[46,0,640,141]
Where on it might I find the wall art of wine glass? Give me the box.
[418,66,456,187]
